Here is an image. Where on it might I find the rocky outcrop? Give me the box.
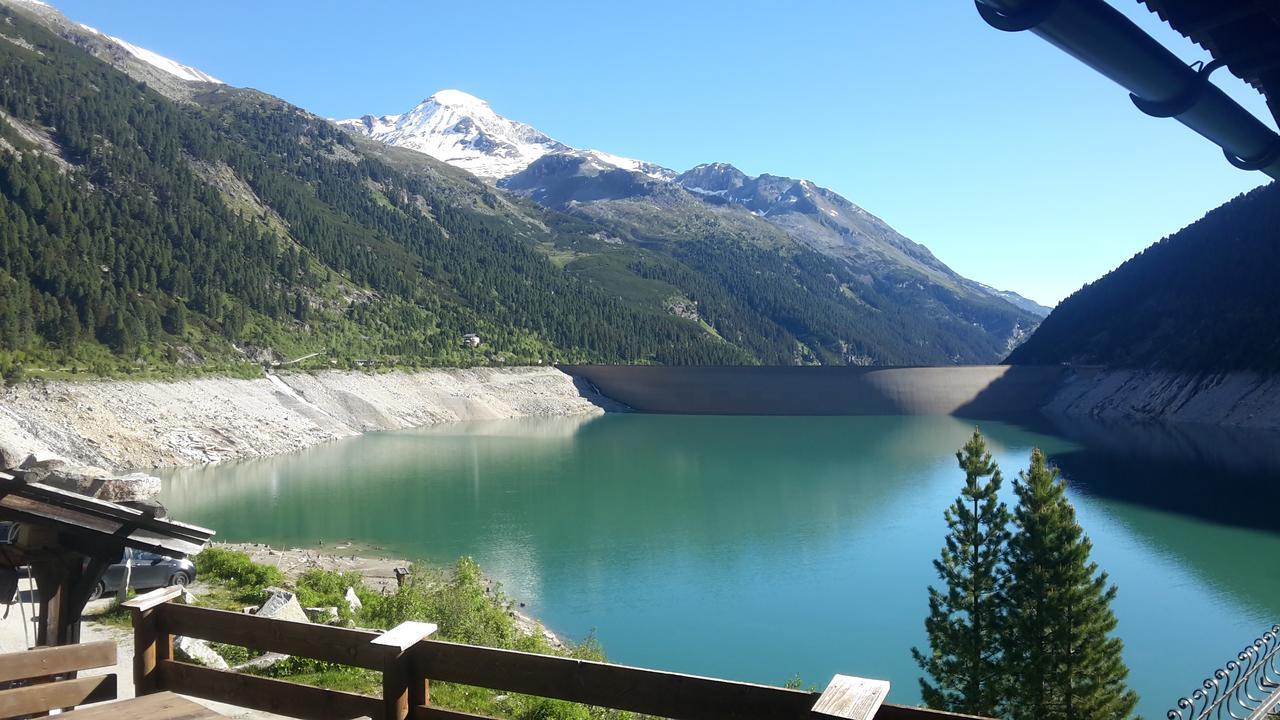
[174,635,229,670]
[1044,367,1280,430]
[256,589,310,624]
[2,455,162,502]
[0,367,611,471]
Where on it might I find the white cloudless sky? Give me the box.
[55,0,1274,306]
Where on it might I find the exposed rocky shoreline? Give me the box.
[0,367,615,472]
[1044,367,1280,431]
[3,365,1276,489]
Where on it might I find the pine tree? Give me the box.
[912,429,1011,717]
[1001,449,1137,720]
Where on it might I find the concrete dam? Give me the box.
[559,365,1067,419]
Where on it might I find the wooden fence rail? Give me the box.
[124,587,987,720]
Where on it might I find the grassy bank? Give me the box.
[149,548,627,720]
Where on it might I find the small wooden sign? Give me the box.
[371,621,438,652]
[811,674,890,720]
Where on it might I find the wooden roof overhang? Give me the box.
[0,470,214,646]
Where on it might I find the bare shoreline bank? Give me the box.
[1043,367,1280,431]
[3,364,1277,481]
[0,366,615,472]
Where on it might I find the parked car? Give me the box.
[88,547,196,600]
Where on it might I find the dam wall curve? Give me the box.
[559,365,1067,419]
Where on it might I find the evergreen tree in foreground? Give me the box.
[913,429,1011,717]
[1001,449,1137,720]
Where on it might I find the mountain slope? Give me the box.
[0,1,750,378]
[0,0,1038,373]
[344,93,1045,364]
[1006,182,1280,370]
[504,154,1046,363]
[343,95,1048,316]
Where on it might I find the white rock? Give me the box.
[344,587,362,613]
[174,636,228,670]
[257,590,310,624]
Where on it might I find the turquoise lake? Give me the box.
[159,413,1280,718]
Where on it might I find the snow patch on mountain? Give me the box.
[583,149,675,180]
[75,22,221,84]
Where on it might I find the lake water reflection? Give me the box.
[160,413,1280,719]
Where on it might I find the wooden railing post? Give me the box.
[123,586,183,696]
[372,621,437,720]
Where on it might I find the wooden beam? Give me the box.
[0,641,115,683]
[373,621,438,652]
[157,603,394,670]
[377,622,437,720]
[411,640,818,720]
[157,659,381,720]
[0,481,213,558]
[0,673,115,717]
[122,585,184,612]
[811,675,890,719]
[131,600,171,696]
[30,559,69,647]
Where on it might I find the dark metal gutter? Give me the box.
[975,0,1280,179]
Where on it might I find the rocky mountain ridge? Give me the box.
[342,92,1050,319]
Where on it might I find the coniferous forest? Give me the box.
[1006,182,1280,371]
[0,6,1040,380]
[0,6,751,379]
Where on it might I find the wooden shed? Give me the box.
[0,470,213,647]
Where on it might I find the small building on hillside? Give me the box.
[462,333,481,348]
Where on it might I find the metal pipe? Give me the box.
[976,0,1280,179]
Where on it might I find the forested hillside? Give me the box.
[0,0,1036,379]
[0,4,748,379]
[1006,182,1280,371]
[503,154,1041,365]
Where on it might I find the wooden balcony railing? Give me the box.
[124,587,988,720]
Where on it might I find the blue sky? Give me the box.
[55,1,1273,306]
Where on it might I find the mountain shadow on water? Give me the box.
[1027,414,1280,534]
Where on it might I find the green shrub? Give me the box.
[194,547,284,601]
[362,557,522,649]
[295,568,377,623]
[186,551,629,720]
[208,642,262,666]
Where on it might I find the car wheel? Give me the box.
[88,581,105,601]
[169,571,190,587]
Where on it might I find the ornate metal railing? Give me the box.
[1169,624,1280,720]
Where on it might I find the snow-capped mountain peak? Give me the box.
[429,88,490,110]
[338,90,569,179]
[339,90,672,180]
